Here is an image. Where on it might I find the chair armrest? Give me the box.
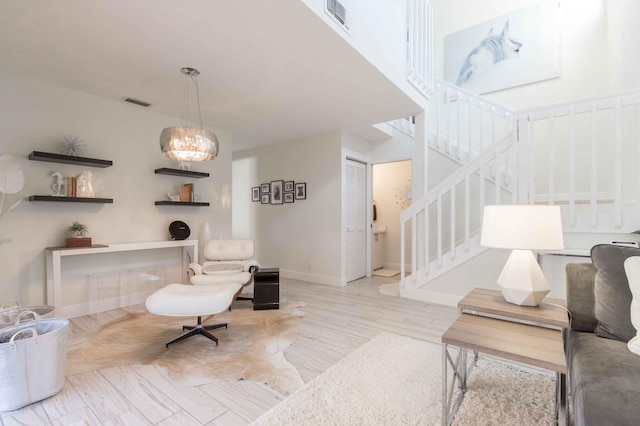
[244,260,260,273]
[188,263,203,276]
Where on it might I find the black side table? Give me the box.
[253,267,279,310]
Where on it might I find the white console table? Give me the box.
[46,240,198,318]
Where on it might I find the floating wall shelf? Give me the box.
[154,201,210,207]
[29,151,113,168]
[29,196,114,204]
[154,168,209,178]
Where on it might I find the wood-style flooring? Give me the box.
[0,276,459,425]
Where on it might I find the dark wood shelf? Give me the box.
[155,201,210,206]
[29,151,113,168]
[29,195,114,203]
[155,168,209,178]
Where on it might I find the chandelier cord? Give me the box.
[191,74,203,129]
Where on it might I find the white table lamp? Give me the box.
[481,205,564,306]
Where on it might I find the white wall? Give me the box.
[0,70,232,307]
[232,132,343,285]
[301,0,427,108]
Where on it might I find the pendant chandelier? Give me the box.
[160,67,218,162]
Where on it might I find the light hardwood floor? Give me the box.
[0,276,459,425]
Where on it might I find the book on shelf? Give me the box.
[179,183,194,202]
[67,177,77,197]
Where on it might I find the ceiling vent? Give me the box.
[123,97,151,108]
[325,0,352,33]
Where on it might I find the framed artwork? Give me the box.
[251,187,260,202]
[295,182,306,200]
[261,183,270,193]
[284,193,294,203]
[261,194,270,204]
[444,0,560,94]
[284,181,294,192]
[270,180,283,205]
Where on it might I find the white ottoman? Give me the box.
[145,283,242,347]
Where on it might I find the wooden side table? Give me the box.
[441,288,569,426]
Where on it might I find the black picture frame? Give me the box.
[251,187,260,202]
[261,194,270,204]
[284,181,294,192]
[271,180,284,205]
[295,182,306,200]
[284,193,294,203]
[261,183,270,193]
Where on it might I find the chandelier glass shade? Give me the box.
[160,67,218,162]
[160,126,218,162]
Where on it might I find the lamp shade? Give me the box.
[160,126,218,162]
[480,205,564,251]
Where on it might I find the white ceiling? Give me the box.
[0,0,419,152]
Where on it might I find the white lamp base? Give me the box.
[497,249,550,306]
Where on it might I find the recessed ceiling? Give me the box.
[0,0,419,151]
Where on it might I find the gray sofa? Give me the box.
[565,244,640,425]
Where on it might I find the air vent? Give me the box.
[122,97,151,108]
[325,0,351,33]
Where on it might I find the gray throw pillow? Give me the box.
[591,244,640,342]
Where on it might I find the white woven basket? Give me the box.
[0,316,69,411]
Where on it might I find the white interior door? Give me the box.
[345,159,367,282]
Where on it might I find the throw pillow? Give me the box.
[203,263,244,275]
[591,244,640,342]
[624,257,640,355]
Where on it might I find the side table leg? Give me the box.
[442,344,473,426]
[555,372,567,425]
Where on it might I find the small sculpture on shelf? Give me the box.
[76,171,94,198]
[177,160,191,171]
[51,171,65,196]
[168,192,181,202]
[59,135,87,157]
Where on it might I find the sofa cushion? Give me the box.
[624,257,640,355]
[567,331,640,425]
[591,244,640,342]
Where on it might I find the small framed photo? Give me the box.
[295,182,306,200]
[251,187,260,202]
[261,183,270,193]
[271,180,284,205]
[284,193,294,203]
[284,181,294,192]
[261,194,270,204]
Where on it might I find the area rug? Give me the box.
[66,302,305,394]
[252,332,555,425]
[373,268,400,277]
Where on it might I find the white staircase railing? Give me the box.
[429,80,516,165]
[400,81,640,293]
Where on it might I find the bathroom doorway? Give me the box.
[371,160,412,277]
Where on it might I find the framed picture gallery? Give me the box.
[254,180,307,204]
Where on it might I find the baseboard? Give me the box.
[54,292,154,319]
[280,269,345,287]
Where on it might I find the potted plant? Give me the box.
[66,221,91,247]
